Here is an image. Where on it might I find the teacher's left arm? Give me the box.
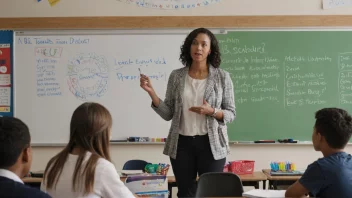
[219,72,236,125]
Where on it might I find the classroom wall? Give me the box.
[2,0,352,17]
[4,0,352,188]
[32,144,352,173]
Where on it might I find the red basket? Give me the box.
[223,164,229,172]
[228,160,255,175]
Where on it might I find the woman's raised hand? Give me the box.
[140,74,154,94]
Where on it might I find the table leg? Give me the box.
[168,183,172,198]
[254,182,259,189]
[268,180,273,189]
[262,180,266,189]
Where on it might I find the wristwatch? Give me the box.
[211,108,220,117]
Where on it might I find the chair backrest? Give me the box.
[195,172,244,197]
[122,159,149,171]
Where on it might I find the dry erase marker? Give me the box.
[138,68,142,75]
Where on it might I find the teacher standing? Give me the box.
[140,27,236,197]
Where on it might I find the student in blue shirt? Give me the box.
[286,108,352,198]
[0,117,51,198]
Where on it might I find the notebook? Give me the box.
[243,189,286,198]
[119,170,144,176]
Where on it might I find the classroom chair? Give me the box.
[195,172,244,197]
[122,159,150,171]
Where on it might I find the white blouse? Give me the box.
[179,74,208,136]
[41,152,135,198]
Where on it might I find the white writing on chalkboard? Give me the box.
[220,42,266,55]
[218,35,333,108]
[218,38,282,105]
[285,55,332,62]
[284,55,329,108]
[224,52,282,105]
[339,52,352,105]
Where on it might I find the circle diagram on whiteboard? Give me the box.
[67,53,109,101]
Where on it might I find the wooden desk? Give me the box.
[24,172,267,198]
[22,177,42,189]
[238,172,267,189]
[262,169,301,189]
[121,172,266,198]
[22,177,42,183]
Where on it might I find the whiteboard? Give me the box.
[14,31,187,144]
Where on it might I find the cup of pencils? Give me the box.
[270,161,296,172]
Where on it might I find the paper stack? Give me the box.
[243,189,286,198]
[119,170,144,176]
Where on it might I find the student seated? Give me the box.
[0,117,51,198]
[41,102,135,198]
[286,108,352,198]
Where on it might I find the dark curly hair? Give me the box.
[179,28,221,68]
[315,108,352,149]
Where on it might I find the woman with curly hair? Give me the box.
[140,28,236,197]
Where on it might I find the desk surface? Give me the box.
[237,171,267,181]
[23,171,267,183]
[262,169,302,181]
[22,177,42,183]
[116,172,267,183]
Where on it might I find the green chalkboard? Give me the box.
[215,31,352,141]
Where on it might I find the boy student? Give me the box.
[286,108,352,198]
[0,117,51,198]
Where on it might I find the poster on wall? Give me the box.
[0,31,13,117]
[117,0,221,9]
[322,0,352,9]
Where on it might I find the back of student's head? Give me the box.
[44,102,112,194]
[315,108,352,149]
[69,102,112,158]
[0,117,31,177]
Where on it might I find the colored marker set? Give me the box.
[270,161,296,172]
[144,163,170,175]
[127,137,167,142]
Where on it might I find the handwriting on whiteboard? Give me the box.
[36,57,62,97]
[323,0,352,9]
[17,37,90,45]
[35,47,63,58]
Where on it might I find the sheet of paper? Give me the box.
[322,0,352,9]
[243,189,286,198]
[0,87,10,107]
[120,170,144,175]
